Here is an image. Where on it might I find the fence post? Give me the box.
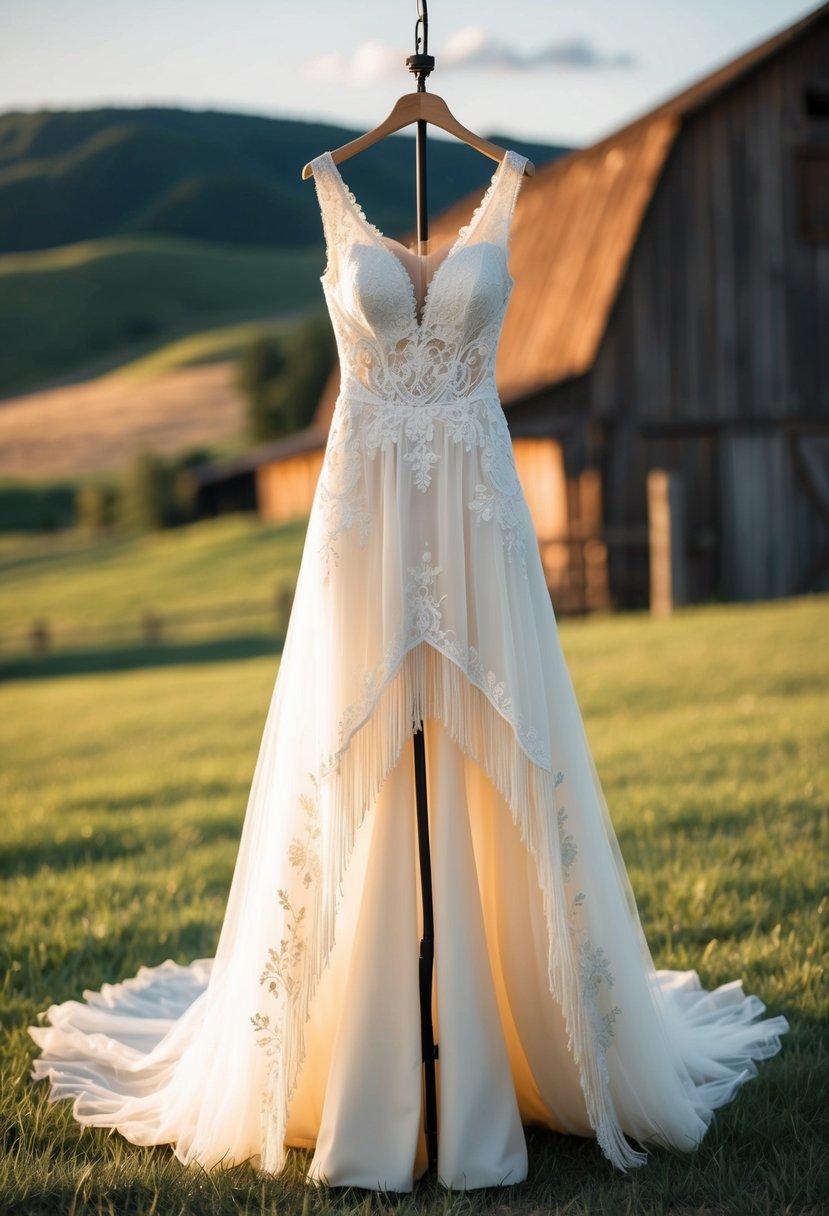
[30,620,51,653]
[648,469,688,616]
[141,611,163,643]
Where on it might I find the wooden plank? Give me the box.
[709,91,738,420]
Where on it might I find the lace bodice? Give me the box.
[310,149,528,407]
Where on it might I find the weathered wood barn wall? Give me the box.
[503,2,829,607]
[200,4,829,612]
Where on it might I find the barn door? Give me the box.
[719,432,793,601]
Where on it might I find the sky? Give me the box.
[0,0,822,146]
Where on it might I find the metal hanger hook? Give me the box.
[407,0,435,89]
[414,0,429,56]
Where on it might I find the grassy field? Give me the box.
[113,316,303,381]
[0,517,308,667]
[0,235,324,398]
[0,522,826,1213]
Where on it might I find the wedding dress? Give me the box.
[29,148,788,1192]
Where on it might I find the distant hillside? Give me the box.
[0,107,569,254]
[0,237,323,396]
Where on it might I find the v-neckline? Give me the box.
[322,149,513,332]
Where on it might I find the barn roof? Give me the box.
[311,1,829,432]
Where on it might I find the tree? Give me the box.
[117,449,204,532]
[119,451,171,532]
[238,312,334,443]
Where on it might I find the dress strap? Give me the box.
[472,149,529,250]
[309,151,363,282]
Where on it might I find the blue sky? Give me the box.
[0,0,820,145]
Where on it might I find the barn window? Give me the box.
[794,145,829,244]
[804,80,829,117]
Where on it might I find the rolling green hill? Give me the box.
[0,236,324,395]
[0,106,568,254]
[0,107,568,398]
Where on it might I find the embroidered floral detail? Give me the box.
[259,890,306,1000]
[406,547,446,630]
[253,772,321,1054]
[250,1011,281,1057]
[318,545,548,773]
[474,422,529,572]
[577,940,622,1054]
[553,771,622,1070]
[361,397,486,487]
[469,482,496,522]
[293,775,322,888]
[558,807,578,876]
[316,401,372,574]
[315,392,530,576]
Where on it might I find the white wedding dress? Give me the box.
[29,148,788,1191]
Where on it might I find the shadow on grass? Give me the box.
[58,781,244,817]
[3,1043,820,1215]
[0,810,243,879]
[0,634,284,681]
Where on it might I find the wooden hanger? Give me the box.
[301,91,535,180]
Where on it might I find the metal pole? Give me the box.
[415,117,428,249]
[413,721,438,1174]
[406,2,438,1176]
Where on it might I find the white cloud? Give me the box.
[443,26,636,71]
[304,26,636,86]
[306,40,402,86]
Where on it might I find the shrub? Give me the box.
[0,482,76,532]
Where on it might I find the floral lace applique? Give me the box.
[558,809,578,876]
[467,416,529,573]
[320,545,547,772]
[577,938,623,1056]
[316,400,372,573]
[317,394,530,577]
[252,773,321,1071]
[554,769,623,1069]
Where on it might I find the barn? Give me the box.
[204,3,829,612]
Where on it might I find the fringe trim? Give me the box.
[262,641,646,1174]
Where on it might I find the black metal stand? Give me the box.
[413,723,438,1174]
[406,0,439,1178]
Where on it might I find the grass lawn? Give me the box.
[0,573,826,1214]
